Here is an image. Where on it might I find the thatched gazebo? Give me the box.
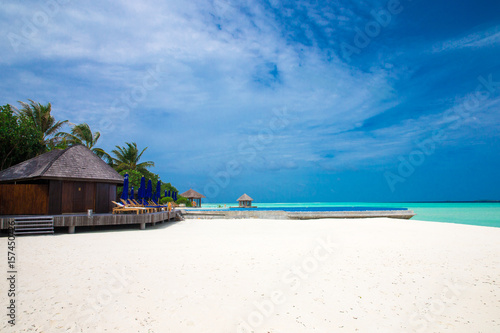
[237,193,254,207]
[0,145,123,215]
[180,189,206,207]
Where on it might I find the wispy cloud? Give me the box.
[431,26,500,53]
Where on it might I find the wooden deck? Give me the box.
[0,209,181,234]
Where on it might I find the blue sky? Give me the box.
[1,0,499,203]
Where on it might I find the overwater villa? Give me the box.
[237,193,254,208]
[180,189,206,207]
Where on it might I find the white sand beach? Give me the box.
[1,218,500,332]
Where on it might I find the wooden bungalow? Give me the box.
[180,189,206,208]
[0,145,123,215]
[237,193,254,208]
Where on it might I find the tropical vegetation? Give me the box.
[0,104,43,170]
[14,99,68,153]
[1,99,184,204]
[59,123,111,162]
[175,196,193,207]
[111,142,154,173]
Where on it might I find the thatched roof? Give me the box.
[237,193,253,201]
[180,189,206,199]
[0,145,123,184]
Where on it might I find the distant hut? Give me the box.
[0,145,123,215]
[237,193,254,207]
[180,189,206,207]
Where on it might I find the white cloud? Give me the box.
[431,26,500,53]
[0,1,401,174]
[2,0,497,186]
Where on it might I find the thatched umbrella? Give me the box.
[180,189,206,207]
[237,193,253,207]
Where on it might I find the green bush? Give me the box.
[160,197,173,204]
[176,196,192,207]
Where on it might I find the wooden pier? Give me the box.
[181,209,416,220]
[0,209,181,234]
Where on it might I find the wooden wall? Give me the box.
[59,182,116,214]
[0,184,49,215]
[0,181,117,215]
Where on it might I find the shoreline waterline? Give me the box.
[202,202,500,228]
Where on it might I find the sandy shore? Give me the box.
[1,218,499,332]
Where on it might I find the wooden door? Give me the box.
[72,182,85,213]
[48,180,62,215]
[95,183,109,213]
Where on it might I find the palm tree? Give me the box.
[62,123,100,148]
[59,123,111,162]
[111,142,154,173]
[14,99,68,154]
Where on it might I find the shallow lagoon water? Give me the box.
[203,202,500,228]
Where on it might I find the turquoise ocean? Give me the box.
[203,202,500,228]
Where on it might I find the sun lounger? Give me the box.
[121,199,157,213]
[112,201,147,214]
[147,200,168,211]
